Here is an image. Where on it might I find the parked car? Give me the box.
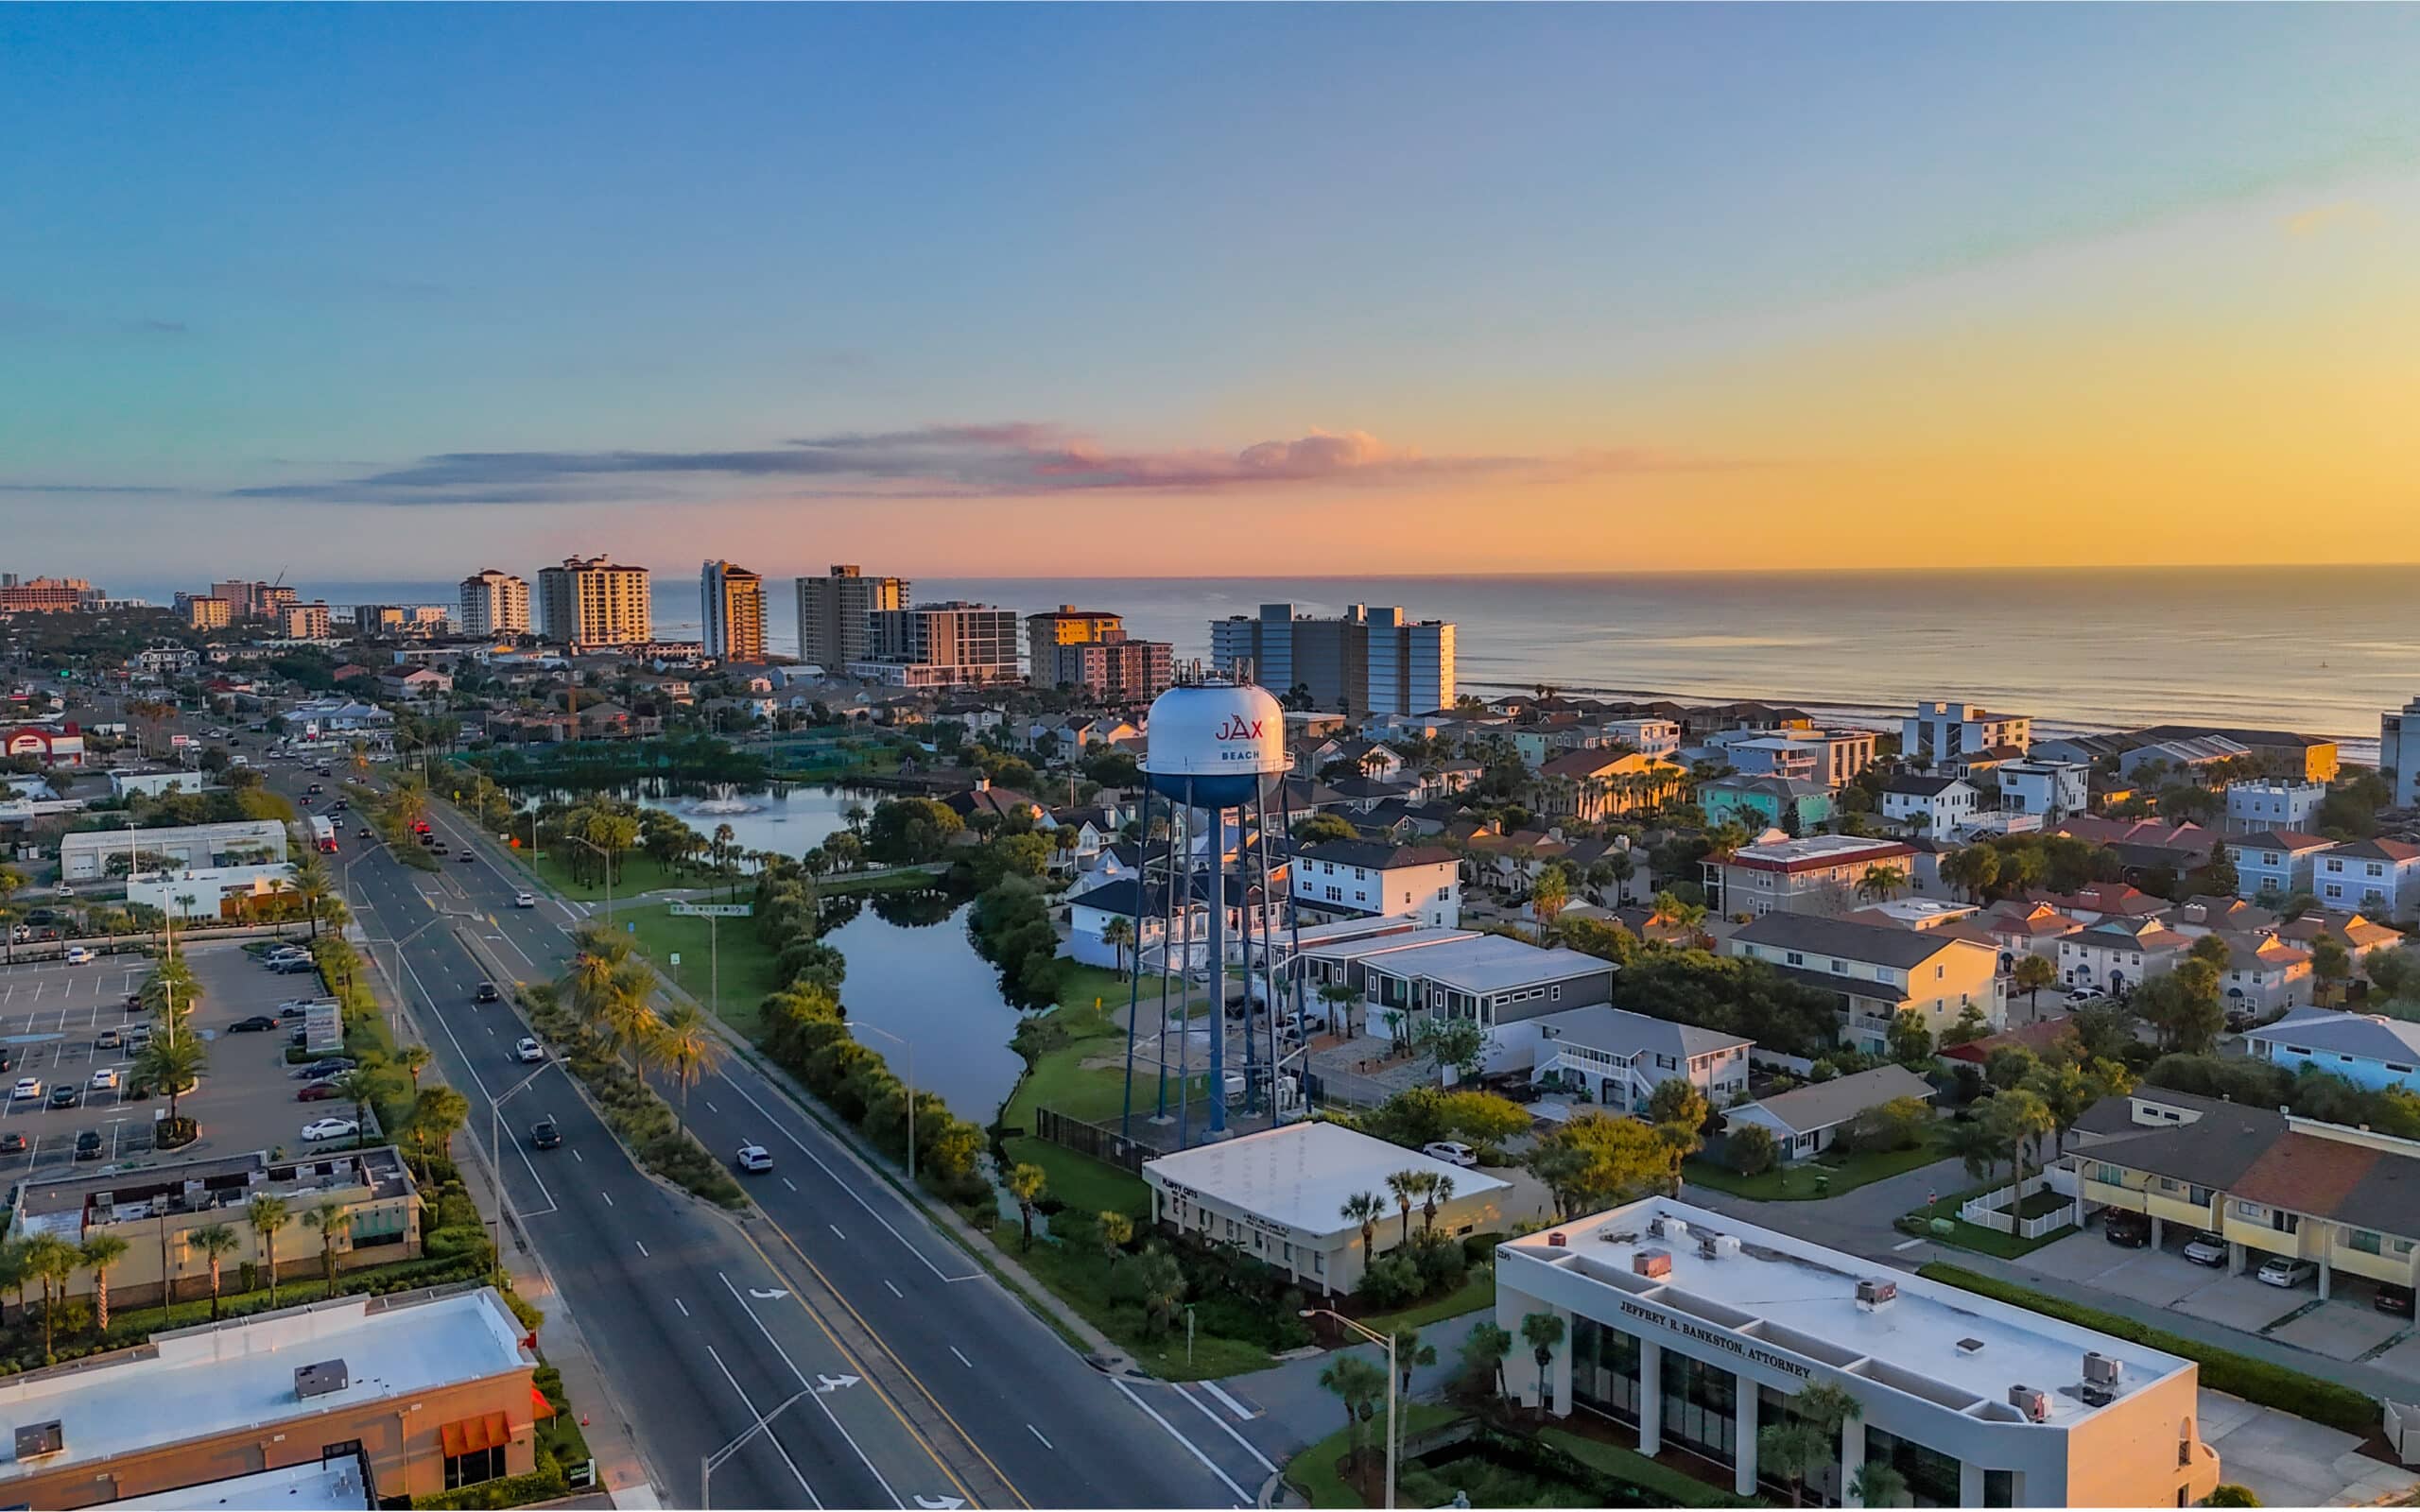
[1422,1140,1479,1167]
[88,1068,119,1092]
[0,1132,26,1155]
[297,1082,344,1102]
[9,1078,41,1102]
[513,1037,544,1064]
[515,891,537,908]
[295,1057,356,1080]
[74,1130,101,1161]
[474,982,501,1004]
[2103,1210,2152,1247]
[94,1027,124,1050]
[2379,1284,2416,1317]
[261,948,310,966]
[63,946,95,966]
[228,1015,278,1033]
[270,956,319,974]
[529,1118,562,1150]
[2066,986,2110,1004]
[2256,1256,2319,1289]
[735,1143,774,1174]
[300,1117,360,1143]
[2182,1230,2229,1267]
[47,1085,80,1109]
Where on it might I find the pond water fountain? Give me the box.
[687,782,763,816]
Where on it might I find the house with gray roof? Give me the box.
[1724,1062,1939,1160]
[2243,1007,2420,1096]
[1522,1004,1751,1116]
[1724,911,2005,1054]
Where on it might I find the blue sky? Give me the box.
[5,5,2417,580]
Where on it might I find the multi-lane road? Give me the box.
[257,756,1285,1509]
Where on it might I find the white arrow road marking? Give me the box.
[815,1373,860,1393]
[914,1499,965,1510]
[749,1287,788,1300]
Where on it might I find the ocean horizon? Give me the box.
[119,565,2418,755]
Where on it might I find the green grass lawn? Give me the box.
[1360,1268,1496,1333]
[1287,1403,1465,1508]
[498,841,692,902]
[620,902,787,1037]
[1001,1134,1151,1219]
[1011,1237,1275,1382]
[1903,1179,2078,1259]
[1684,1128,1952,1201]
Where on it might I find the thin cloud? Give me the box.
[230,423,1712,507]
[2282,199,2383,237]
[0,481,180,495]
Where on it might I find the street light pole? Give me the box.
[486,1061,553,1255]
[1304,1307,1399,1509]
[700,1384,819,1510]
[845,1019,915,1183]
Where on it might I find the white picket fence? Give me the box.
[1959,1173,2077,1240]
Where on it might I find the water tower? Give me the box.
[1120,674,1301,1146]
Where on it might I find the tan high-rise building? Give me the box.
[177,594,232,630]
[1026,606,1173,702]
[796,564,907,669]
[458,569,530,636]
[277,602,333,639]
[700,559,767,663]
[537,555,650,646]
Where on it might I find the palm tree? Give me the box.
[191,1223,239,1320]
[1384,1170,1425,1246]
[135,1033,208,1130]
[289,853,335,939]
[1340,1192,1385,1257]
[1420,1173,1457,1236]
[1097,1210,1134,1263]
[26,1233,78,1364]
[1519,1311,1566,1414]
[1851,1460,1907,1509]
[1857,864,1909,903]
[653,1004,718,1129]
[1762,1382,1862,1506]
[1461,1320,1514,1405]
[1102,917,1136,978]
[78,1232,130,1339]
[1007,1162,1047,1252]
[1392,1326,1438,1394]
[302,1209,352,1298]
[247,1194,292,1308]
[397,1043,432,1091]
[411,1085,471,1165]
[0,862,27,965]
[331,1065,388,1144]
[0,1237,29,1323]
[1316,1353,1387,1482]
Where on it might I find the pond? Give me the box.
[818,893,1027,1124]
[520,781,876,860]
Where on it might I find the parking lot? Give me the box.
[0,942,367,1188]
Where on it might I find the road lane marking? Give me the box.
[1893,1238,1925,1251]
[715,1272,906,1509]
[1111,1379,1249,1503]
[704,1343,825,1510]
[781,1177,798,1193]
[572,1149,584,1162]
[829,1224,846,1241]
[1026,1424,1052,1451]
[884,1280,902,1299]
[635,1240,649,1258]
[949,1347,971,1369]
[705,1099,718,1113]
[675,1297,689,1317]
[1176,1383,1279,1474]
[1198,1380,1257,1421]
[600,1191,614,1208]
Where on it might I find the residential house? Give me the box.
[2226,780,2327,836]
[2212,934,2313,1018]
[1878,774,1982,835]
[2315,839,2420,918]
[2226,830,2336,902]
[1902,699,2031,768]
[2068,1100,2419,1302]
[1600,718,1682,758]
[1061,871,1280,971]
[2050,816,2221,881]
[2055,917,2191,995]
[942,776,1047,826]
[1523,1005,1751,1116]
[1725,911,2003,1052]
[1316,738,1406,783]
[1719,736,1820,783]
[1701,833,1918,918]
[2276,910,2406,966]
[1290,839,1461,928]
[2125,724,2340,784]
[1534,750,1688,822]
[2025,882,2169,925]
[1996,760,2091,821]
[1950,900,2084,973]
[2242,1008,2420,1095]
[1294,928,1616,1052]
[1725,1063,1938,1162]
[375,666,453,700]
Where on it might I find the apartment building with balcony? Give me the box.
[1701,834,1918,918]
[1524,1005,1751,1116]
[1903,700,2031,770]
[1726,911,2002,1053]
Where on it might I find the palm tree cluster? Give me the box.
[555,927,722,1127]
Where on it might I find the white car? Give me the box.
[735,1143,774,1174]
[9,1078,43,1102]
[63,947,95,966]
[2257,1256,2319,1289]
[1422,1141,1479,1167]
[2182,1230,2230,1267]
[514,891,537,908]
[2066,986,2110,1004]
[513,1037,544,1064]
[88,1068,120,1092]
[300,1117,360,1143]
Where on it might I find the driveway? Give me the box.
[2199,1389,2420,1507]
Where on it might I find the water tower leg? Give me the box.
[1205,802,1229,1137]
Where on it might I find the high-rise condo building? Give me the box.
[537,556,650,646]
[277,603,334,639]
[1209,603,1456,715]
[700,560,768,663]
[853,602,1020,688]
[0,576,101,613]
[796,564,908,669]
[1025,606,1174,702]
[458,569,531,636]
[177,594,232,630]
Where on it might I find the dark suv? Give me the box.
[529,1118,562,1150]
[2102,1210,2152,1248]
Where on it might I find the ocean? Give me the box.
[127,566,2420,755]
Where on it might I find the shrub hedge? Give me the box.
[1917,1263,2376,1434]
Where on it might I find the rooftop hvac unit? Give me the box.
[2009,1385,2051,1423]
[1957,1338,1987,1355]
[1634,1247,1673,1280]
[1708,1233,1741,1258]
[14,1421,63,1460]
[1547,1230,1567,1248]
[1650,1216,1690,1242]
[295,1360,351,1401]
[1856,1278,1898,1308]
[2083,1351,2122,1384]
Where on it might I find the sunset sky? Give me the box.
[4,5,2418,580]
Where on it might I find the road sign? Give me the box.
[668,902,753,918]
[668,954,681,967]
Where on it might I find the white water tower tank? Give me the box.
[1142,680,1288,808]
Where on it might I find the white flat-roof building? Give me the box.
[112,1454,373,1510]
[1499,1197,2219,1506]
[60,819,288,882]
[125,864,298,919]
[108,769,213,802]
[1144,1123,1510,1296]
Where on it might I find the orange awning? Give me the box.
[530,1386,558,1420]
[440,1411,511,1458]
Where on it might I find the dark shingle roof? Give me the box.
[1299,839,1457,871]
[1733,912,1973,971]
